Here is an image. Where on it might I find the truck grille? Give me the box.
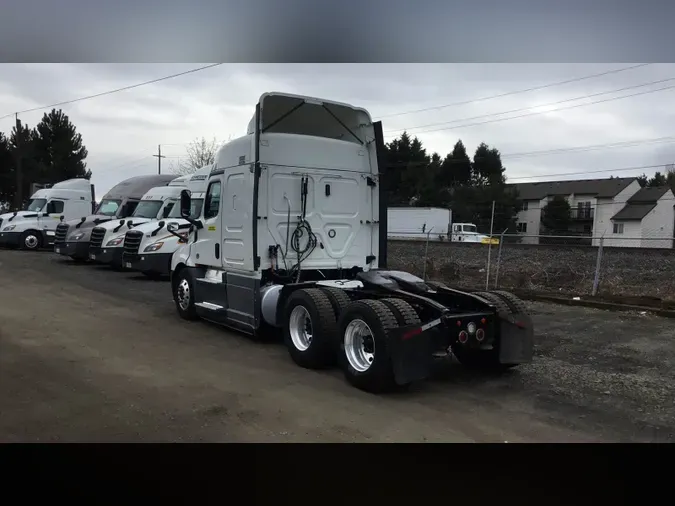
[123,230,143,259]
[90,227,106,249]
[55,223,70,244]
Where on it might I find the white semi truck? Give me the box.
[118,165,212,278]
[0,178,95,250]
[54,174,177,261]
[87,176,188,268]
[168,92,534,393]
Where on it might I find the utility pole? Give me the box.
[13,113,23,210]
[153,144,165,174]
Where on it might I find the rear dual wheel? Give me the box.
[283,289,418,393]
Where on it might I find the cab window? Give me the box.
[204,181,222,219]
[46,200,64,214]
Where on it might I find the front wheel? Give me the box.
[173,268,199,321]
[19,230,41,251]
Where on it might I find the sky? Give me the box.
[1,63,674,198]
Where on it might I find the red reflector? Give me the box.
[456,320,462,327]
[403,327,423,340]
[481,318,486,325]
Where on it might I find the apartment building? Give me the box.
[509,177,675,248]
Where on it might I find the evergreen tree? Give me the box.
[32,108,90,183]
[383,131,430,205]
[0,132,12,209]
[8,121,39,209]
[472,142,506,186]
[541,195,572,233]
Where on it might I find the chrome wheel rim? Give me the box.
[24,234,38,249]
[344,319,375,372]
[289,305,312,351]
[177,278,191,310]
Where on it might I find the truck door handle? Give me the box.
[215,243,220,259]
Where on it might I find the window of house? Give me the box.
[517,222,528,233]
[204,181,222,219]
[613,222,624,234]
[521,201,529,211]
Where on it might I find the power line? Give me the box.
[386,76,675,134]
[401,82,675,136]
[0,63,224,121]
[501,136,675,160]
[376,64,652,119]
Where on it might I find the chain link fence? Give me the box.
[387,232,675,307]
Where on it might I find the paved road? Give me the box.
[1,250,673,442]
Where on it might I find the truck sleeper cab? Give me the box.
[121,166,211,278]
[170,92,534,394]
[54,174,177,261]
[0,178,95,250]
[88,178,188,268]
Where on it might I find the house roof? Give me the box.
[626,186,670,203]
[611,185,671,221]
[509,177,636,201]
[611,203,657,221]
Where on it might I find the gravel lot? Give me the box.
[0,249,673,442]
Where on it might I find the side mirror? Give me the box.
[167,222,178,233]
[180,189,192,218]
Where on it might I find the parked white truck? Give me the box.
[387,206,498,244]
[168,92,534,394]
[54,174,177,261]
[119,165,211,278]
[87,176,188,268]
[0,178,95,250]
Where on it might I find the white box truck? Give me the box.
[87,176,189,268]
[387,207,451,241]
[0,178,95,250]
[167,92,534,394]
[54,174,177,261]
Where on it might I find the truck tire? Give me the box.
[283,288,339,370]
[19,230,41,251]
[173,268,199,321]
[381,298,421,327]
[454,290,522,372]
[472,291,511,317]
[337,299,401,393]
[491,290,529,315]
[319,286,351,319]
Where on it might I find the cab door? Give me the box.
[191,177,223,267]
[40,199,65,230]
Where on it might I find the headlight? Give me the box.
[106,237,124,247]
[144,242,164,252]
[3,225,16,231]
[72,232,85,241]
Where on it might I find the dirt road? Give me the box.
[1,250,673,442]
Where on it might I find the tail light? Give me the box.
[458,330,468,344]
[476,328,485,342]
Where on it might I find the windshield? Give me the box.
[132,200,164,219]
[95,199,122,216]
[168,198,204,219]
[463,225,477,233]
[26,198,47,212]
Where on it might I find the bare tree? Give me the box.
[171,137,220,175]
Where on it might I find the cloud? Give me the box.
[1,63,674,196]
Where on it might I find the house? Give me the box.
[509,177,675,248]
[605,186,675,248]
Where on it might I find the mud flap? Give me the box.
[498,313,534,364]
[387,324,436,385]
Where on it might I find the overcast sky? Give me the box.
[1,63,674,198]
